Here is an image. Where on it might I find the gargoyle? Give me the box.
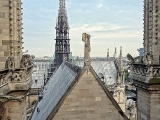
[20,54,35,68]
[5,56,14,69]
[20,54,30,68]
[127,53,134,64]
[146,52,153,65]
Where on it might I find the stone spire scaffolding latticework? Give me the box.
[55,0,70,66]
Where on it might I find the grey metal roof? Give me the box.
[77,61,117,85]
[30,62,80,120]
[91,61,117,85]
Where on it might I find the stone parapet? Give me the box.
[129,63,160,84]
[0,66,33,95]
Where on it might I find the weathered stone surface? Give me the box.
[0,12,5,18]
[0,0,23,69]
[0,45,7,51]
[52,69,126,120]
[1,95,27,120]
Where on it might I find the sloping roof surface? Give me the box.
[91,61,117,85]
[49,66,128,120]
[77,61,117,85]
[31,62,80,120]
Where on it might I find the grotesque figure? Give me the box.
[82,33,91,66]
[28,55,35,66]
[5,56,14,69]
[20,54,35,68]
[20,54,30,68]
[146,52,153,65]
[127,54,134,64]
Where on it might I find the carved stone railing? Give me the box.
[0,66,33,95]
[129,63,160,84]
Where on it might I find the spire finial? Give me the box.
[120,46,122,56]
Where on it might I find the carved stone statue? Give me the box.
[127,54,134,64]
[20,54,30,68]
[126,54,135,72]
[28,55,35,66]
[5,56,14,69]
[20,54,35,68]
[3,71,13,82]
[146,52,153,65]
[82,33,91,66]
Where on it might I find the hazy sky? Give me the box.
[22,0,143,57]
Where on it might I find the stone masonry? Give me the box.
[0,0,23,69]
[128,0,160,119]
[51,68,127,120]
[143,0,160,64]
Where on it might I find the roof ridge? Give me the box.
[89,66,128,120]
[46,68,85,120]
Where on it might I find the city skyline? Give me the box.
[22,0,143,57]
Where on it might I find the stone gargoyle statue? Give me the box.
[20,54,35,68]
[5,56,14,69]
[127,54,134,64]
[127,53,143,64]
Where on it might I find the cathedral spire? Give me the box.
[119,46,123,73]
[114,47,117,59]
[55,0,70,66]
[107,48,109,60]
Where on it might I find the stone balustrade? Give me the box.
[0,66,33,95]
[129,63,160,83]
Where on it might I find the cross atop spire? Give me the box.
[107,48,109,60]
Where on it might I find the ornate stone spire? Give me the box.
[119,46,123,74]
[107,48,109,60]
[114,47,117,59]
[55,0,70,66]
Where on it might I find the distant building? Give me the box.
[139,48,144,56]
[32,57,50,88]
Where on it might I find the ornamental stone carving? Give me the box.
[20,54,35,68]
[5,56,14,69]
[82,33,91,66]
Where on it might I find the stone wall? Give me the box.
[2,100,26,120]
[52,70,125,120]
[137,89,150,120]
[0,91,27,120]
[0,0,23,70]
[150,90,160,120]
[143,0,160,64]
[113,85,125,112]
[137,88,160,120]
